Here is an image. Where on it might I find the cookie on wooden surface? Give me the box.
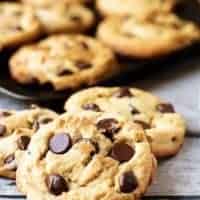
[65,87,186,157]
[17,111,156,200]
[0,106,58,179]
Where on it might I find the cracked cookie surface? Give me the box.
[17,112,155,200]
[65,87,186,157]
[10,34,119,91]
[0,2,41,50]
[97,0,176,19]
[0,106,58,178]
[97,14,200,58]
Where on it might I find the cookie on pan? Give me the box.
[0,2,41,50]
[0,106,58,179]
[33,3,94,34]
[96,0,176,19]
[9,34,119,91]
[65,87,186,158]
[16,111,156,200]
[21,0,91,7]
[97,14,200,58]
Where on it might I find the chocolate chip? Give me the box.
[39,118,53,124]
[0,124,6,136]
[82,103,101,112]
[80,41,89,50]
[75,61,92,70]
[58,69,73,76]
[0,111,12,118]
[156,103,175,113]
[134,120,150,129]
[17,136,31,150]
[4,154,17,171]
[70,15,81,21]
[33,117,54,131]
[13,25,23,31]
[114,88,133,98]
[130,105,140,115]
[96,118,121,139]
[46,174,68,195]
[119,171,138,193]
[110,143,134,163]
[49,133,72,154]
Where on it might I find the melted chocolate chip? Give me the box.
[82,103,101,112]
[39,118,53,124]
[114,88,133,98]
[156,103,175,113]
[46,174,68,195]
[0,124,6,136]
[110,143,134,163]
[70,15,81,21]
[76,61,92,70]
[4,154,17,171]
[134,120,150,129]
[80,41,89,50]
[17,136,31,150]
[0,111,12,118]
[130,105,140,115]
[58,69,73,76]
[119,171,138,193]
[49,133,72,154]
[96,118,121,139]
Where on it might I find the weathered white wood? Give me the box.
[0,137,199,198]
[146,137,200,196]
[132,54,200,136]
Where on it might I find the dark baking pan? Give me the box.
[0,0,200,102]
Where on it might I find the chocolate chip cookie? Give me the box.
[9,34,119,91]
[65,87,186,157]
[97,0,176,19]
[17,112,156,200]
[97,14,200,58]
[0,2,41,50]
[32,3,94,34]
[0,106,58,178]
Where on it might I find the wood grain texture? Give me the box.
[146,137,200,196]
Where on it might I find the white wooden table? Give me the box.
[0,48,200,200]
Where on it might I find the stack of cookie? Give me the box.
[0,87,186,200]
[0,0,199,91]
[0,0,192,199]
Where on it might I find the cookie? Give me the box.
[9,34,119,91]
[16,111,156,200]
[65,87,186,158]
[96,0,176,19]
[0,106,58,179]
[33,3,94,34]
[21,0,91,7]
[0,2,41,50]
[97,14,200,58]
